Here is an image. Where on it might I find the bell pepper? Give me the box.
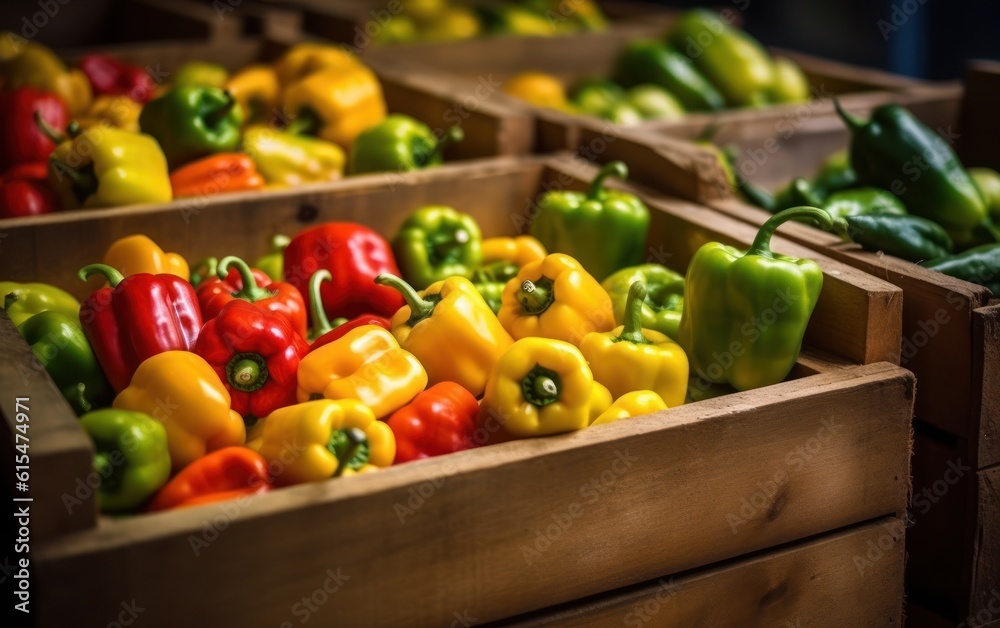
[836,101,998,244]
[0,42,92,115]
[283,65,386,149]
[601,264,685,341]
[283,222,405,320]
[18,310,112,415]
[102,234,189,280]
[822,187,907,221]
[198,256,307,339]
[306,269,390,348]
[580,281,689,407]
[626,85,684,121]
[274,43,361,88]
[78,408,171,512]
[41,116,172,209]
[471,261,519,315]
[768,57,811,103]
[79,264,202,392]
[349,115,463,175]
[668,10,775,107]
[75,95,142,133]
[420,5,481,40]
[568,77,625,117]
[591,390,667,426]
[169,152,264,199]
[77,54,156,103]
[241,125,345,187]
[254,234,289,282]
[376,274,513,397]
[296,325,427,418]
[393,205,482,289]
[0,162,57,218]
[924,244,1000,295]
[810,149,857,198]
[503,72,570,110]
[611,40,724,112]
[173,61,229,89]
[250,399,395,486]
[0,87,68,170]
[845,214,953,263]
[970,167,1000,217]
[480,235,547,267]
[479,337,611,438]
[138,86,244,169]
[530,161,649,282]
[678,207,836,391]
[148,447,271,512]
[387,382,478,463]
[497,253,615,346]
[225,64,280,125]
[473,281,505,315]
[0,281,79,327]
[114,351,245,471]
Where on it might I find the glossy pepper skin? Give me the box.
[102,234,189,280]
[306,270,390,348]
[18,310,112,415]
[529,161,649,282]
[77,54,156,103]
[387,382,478,463]
[378,274,513,397]
[138,86,244,169]
[0,87,68,170]
[78,264,202,393]
[76,95,142,133]
[601,264,685,341]
[169,153,264,199]
[924,244,1000,295]
[114,351,245,471]
[250,399,395,486]
[0,162,57,218]
[480,235,547,267]
[297,325,427,418]
[845,214,953,263]
[479,337,612,438]
[581,281,689,407]
[0,281,79,327]
[611,40,723,111]
[241,125,345,187]
[283,65,386,149]
[393,205,483,289]
[198,256,307,339]
[349,115,463,175]
[498,253,615,346]
[471,261,519,315]
[0,42,92,115]
[78,408,170,512]
[274,43,361,88]
[225,64,280,125]
[283,222,405,320]
[591,390,667,426]
[678,207,835,391]
[822,187,907,221]
[148,447,271,512]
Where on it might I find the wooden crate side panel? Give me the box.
[34,364,913,627]
[974,304,1000,468]
[972,466,1000,623]
[497,517,905,627]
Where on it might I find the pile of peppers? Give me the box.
[0,38,463,219]
[1,159,836,514]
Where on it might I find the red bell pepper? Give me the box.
[0,162,57,218]
[78,54,156,103]
[284,222,405,320]
[306,269,390,350]
[148,447,272,512]
[194,299,308,423]
[387,382,479,463]
[79,264,203,392]
[0,88,68,171]
[198,256,307,339]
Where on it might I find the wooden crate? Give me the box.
[0,155,911,626]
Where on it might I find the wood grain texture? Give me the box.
[494,516,905,627]
[973,304,1000,469]
[972,465,1000,625]
[33,363,913,627]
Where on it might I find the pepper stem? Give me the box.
[284,107,321,136]
[308,269,335,342]
[218,256,274,302]
[521,365,562,407]
[225,352,269,393]
[205,91,238,128]
[331,427,368,478]
[588,161,628,200]
[518,277,554,315]
[375,274,439,325]
[79,264,124,288]
[34,110,66,144]
[616,281,652,345]
[3,292,18,311]
[428,126,464,164]
[189,257,219,288]
[833,98,864,132]
[747,206,835,259]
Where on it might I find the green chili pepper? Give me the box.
[392,205,483,290]
[845,214,952,263]
[924,244,1000,294]
[811,150,857,198]
[612,39,724,112]
[138,85,244,169]
[601,264,685,341]
[349,114,463,175]
[772,178,822,213]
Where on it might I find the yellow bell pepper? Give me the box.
[241,125,345,187]
[113,351,245,471]
[503,72,569,111]
[591,390,667,426]
[480,235,547,267]
[226,64,280,125]
[102,234,189,280]
[377,274,513,397]
[479,337,611,438]
[498,253,615,346]
[76,95,142,133]
[580,282,689,407]
[282,65,387,148]
[249,399,394,487]
[274,43,361,88]
[297,325,427,418]
[0,41,92,115]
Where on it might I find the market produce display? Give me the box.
[502,9,810,125]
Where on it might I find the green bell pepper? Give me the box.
[530,161,649,282]
[78,408,171,513]
[811,150,857,198]
[845,214,953,263]
[625,85,684,121]
[602,102,643,126]
[822,187,908,220]
[393,205,483,290]
[348,114,463,175]
[1,282,80,327]
[611,39,724,112]
[678,207,837,391]
[173,61,229,88]
[254,234,290,282]
[473,281,505,315]
[601,264,685,341]
[924,244,1000,294]
[138,85,244,169]
[18,311,112,415]
[471,260,519,314]
[568,77,625,116]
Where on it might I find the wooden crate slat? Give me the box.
[974,304,1000,468]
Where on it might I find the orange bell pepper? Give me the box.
[169,153,265,199]
[147,447,271,511]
